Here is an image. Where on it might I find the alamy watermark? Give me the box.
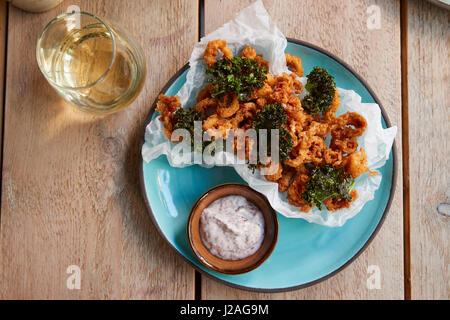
[367,5,381,30]
[66,5,81,29]
[66,265,81,290]
[366,264,381,290]
[169,122,281,175]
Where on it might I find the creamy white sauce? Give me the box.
[199,195,265,261]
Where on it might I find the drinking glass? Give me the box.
[36,11,146,114]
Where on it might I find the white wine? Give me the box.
[37,13,146,114]
[48,23,143,112]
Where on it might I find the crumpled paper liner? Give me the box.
[142,0,397,227]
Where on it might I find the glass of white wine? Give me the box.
[36,11,146,114]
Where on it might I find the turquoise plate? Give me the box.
[140,39,397,292]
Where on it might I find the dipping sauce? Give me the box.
[199,195,265,261]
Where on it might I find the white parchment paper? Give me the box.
[142,0,397,227]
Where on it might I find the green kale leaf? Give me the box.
[302,66,336,115]
[302,164,355,210]
[206,57,267,102]
[252,102,293,163]
[173,108,204,148]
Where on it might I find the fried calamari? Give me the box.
[156,40,370,212]
[204,39,232,67]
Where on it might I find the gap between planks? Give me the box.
[400,0,411,301]
[0,0,10,235]
[194,0,205,301]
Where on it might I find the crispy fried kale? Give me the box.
[252,102,288,130]
[206,57,267,102]
[302,164,355,210]
[173,108,219,154]
[252,102,293,163]
[302,66,336,115]
[173,108,205,148]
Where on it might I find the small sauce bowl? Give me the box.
[187,183,279,275]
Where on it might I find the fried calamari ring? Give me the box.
[287,171,311,212]
[285,135,327,167]
[285,53,304,77]
[278,166,296,193]
[304,121,329,138]
[265,73,276,87]
[233,129,257,161]
[196,84,214,102]
[252,82,273,98]
[287,119,300,148]
[264,162,283,182]
[241,45,257,59]
[204,39,233,67]
[329,111,367,154]
[342,148,369,179]
[230,102,258,130]
[203,102,257,139]
[323,189,358,211]
[195,97,217,116]
[270,72,303,104]
[256,97,267,108]
[330,137,358,154]
[241,45,269,70]
[284,104,312,126]
[332,112,367,139]
[156,94,182,138]
[323,148,343,166]
[323,89,341,121]
[287,95,301,108]
[203,114,234,139]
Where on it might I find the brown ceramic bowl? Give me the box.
[187,183,279,275]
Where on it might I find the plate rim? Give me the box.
[139,38,398,293]
[426,0,450,10]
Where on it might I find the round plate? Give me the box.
[140,39,397,292]
[426,0,450,10]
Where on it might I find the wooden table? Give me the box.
[0,0,448,300]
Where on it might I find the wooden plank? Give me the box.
[203,0,403,299]
[0,0,7,172]
[407,0,449,300]
[0,0,198,299]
